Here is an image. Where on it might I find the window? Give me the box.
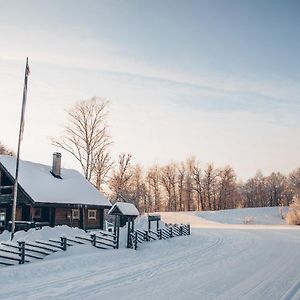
[34,208,42,218]
[0,212,5,221]
[72,209,80,220]
[88,209,97,220]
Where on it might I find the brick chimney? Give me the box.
[51,152,62,179]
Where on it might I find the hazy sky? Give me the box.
[0,0,299,180]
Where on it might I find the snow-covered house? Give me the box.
[0,153,111,231]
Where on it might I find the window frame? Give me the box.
[0,212,6,221]
[88,209,97,220]
[72,209,80,220]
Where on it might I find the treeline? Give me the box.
[49,97,300,213]
[3,97,299,213]
[108,153,300,213]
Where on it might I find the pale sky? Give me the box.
[0,0,299,180]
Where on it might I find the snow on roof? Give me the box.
[0,155,111,207]
[108,202,139,216]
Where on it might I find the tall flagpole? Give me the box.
[10,57,30,240]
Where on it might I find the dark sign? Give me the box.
[148,215,161,222]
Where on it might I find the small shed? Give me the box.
[108,202,139,248]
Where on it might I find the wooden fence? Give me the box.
[0,224,191,265]
[0,230,117,267]
[129,224,191,250]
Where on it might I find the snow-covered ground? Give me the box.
[0,207,300,300]
[160,206,289,226]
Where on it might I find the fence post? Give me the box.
[91,234,96,247]
[188,224,191,235]
[145,231,149,242]
[61,237,67,251]
[134,231,138,250]
[158,229,162,240]
[115,232,119,249]
[169,227,173,238]
[18,241,25,264]
[179,225,183,236]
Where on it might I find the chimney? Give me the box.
[51,152,62,179]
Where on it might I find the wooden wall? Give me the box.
[55,207,80,228]
[54,207,104,230]
[84,208,104,230]
[16,206,22,221]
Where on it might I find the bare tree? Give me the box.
[93,151,113,191]
[177,163,186,211]
[203,163,218,210]
[109,153,132,201]
[160,163,177,211]
[192,162,205,211]
[183,158,196,211]
[129,164,147,212]
[52,97,111,182]
[243,171,267,207]
[289,168,300,197]
[217,166,237,209]
[146,165,162,212]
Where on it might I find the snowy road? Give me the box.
[0,213,300,300]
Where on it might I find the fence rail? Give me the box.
[129,224,191,250]
[0,230,118,268]
[0,224,190,265]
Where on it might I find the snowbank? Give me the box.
[0,225,86,243]
[160,206,288,227]
[196,206,288,225]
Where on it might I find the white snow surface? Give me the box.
[0,225,85,243]
[1,207,300,300]
[0,155,111,207]
[108,202,140,216]
[160,206,289,226]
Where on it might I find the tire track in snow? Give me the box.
[54,236,224,299]
[1,234,225,300]
[280,274,300,300]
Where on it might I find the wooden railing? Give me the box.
[129,224,191,250]
[0,237,67,266]
[75,230,118,250]
[0,230,118,267]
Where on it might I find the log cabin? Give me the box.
[0,153,112,232]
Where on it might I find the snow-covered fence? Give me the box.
[129,223,191,250]
[75,231,118,249]
[0,237,68,266]
[0,230,119,268]
[0,241,28,265]
[97,230,118,249]
[129,232,138,250]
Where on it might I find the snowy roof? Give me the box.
[0,155,111,207]
[108,202,139,217]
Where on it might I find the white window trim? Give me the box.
[0,212,6,221]
[88,209,97,220]
[72,209,80,220]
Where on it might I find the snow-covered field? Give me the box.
[0,207,300,300]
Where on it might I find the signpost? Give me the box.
[148,214,161,231]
